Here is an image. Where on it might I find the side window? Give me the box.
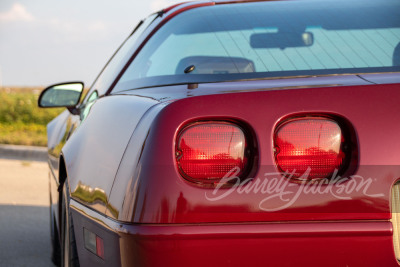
[82,13,158,103]
[80,91,98,121]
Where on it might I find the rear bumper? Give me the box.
[70,200,399,267]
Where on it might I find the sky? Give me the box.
[0,0,181,87]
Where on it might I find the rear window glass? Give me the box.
[114,0,400,92]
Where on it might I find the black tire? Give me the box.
[61,182,80,267]
[50,209,61,266]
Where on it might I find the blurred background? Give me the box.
[0,1,180,266]
[0,0,181,146]
[0,0,182,86]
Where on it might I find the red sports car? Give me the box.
[39,0,400,266]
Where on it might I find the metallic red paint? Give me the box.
[71,200,398,267]
[107,82,400,224]
[53,73,400,266]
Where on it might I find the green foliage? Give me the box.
[0,123,48,146]
[0,88,63,125]
[0,87,64,146]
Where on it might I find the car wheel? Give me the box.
[50,207,61,266]
[61,182,80,267]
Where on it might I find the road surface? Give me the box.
[0,159,55,267]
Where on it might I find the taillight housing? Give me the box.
[176,121,252,184]
[274,116,350,181]
[391,181,400,262]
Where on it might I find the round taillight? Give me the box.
[176,122,249,184]
[274,117,346,181]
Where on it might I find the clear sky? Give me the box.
[0,0,181,87]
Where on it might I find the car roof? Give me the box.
[162,0,280,13]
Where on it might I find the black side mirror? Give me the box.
[38,82,84,115]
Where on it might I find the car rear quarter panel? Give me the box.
[61,94,159,214]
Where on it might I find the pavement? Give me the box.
[0,155,55,266]
[0,144,48,162]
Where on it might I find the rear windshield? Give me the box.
[114,0,400,92]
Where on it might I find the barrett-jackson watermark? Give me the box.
[205,167,384,212]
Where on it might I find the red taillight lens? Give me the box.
[274,117,346,180]
[84,228,104,259]
[176,122,248,183]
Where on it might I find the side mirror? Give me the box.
[38,82,84,114]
